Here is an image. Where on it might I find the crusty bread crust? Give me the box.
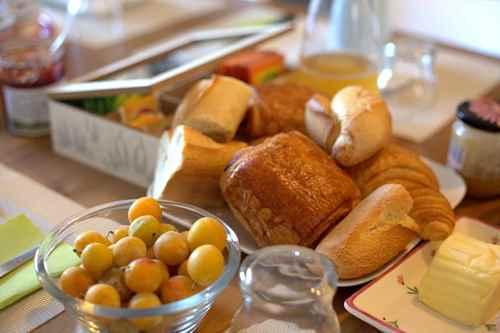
[220,131,360,247]
[172,75,252,142]
[331,86,392,166]
[316,184,417,279]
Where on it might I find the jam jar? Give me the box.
[447,98,500,198]
[0,0,64,137]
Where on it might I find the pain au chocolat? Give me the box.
[220,131,360,247]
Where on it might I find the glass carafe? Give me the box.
[290,0,382,97]
[229,246,340,333]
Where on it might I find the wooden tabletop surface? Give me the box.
[1,3,500,333]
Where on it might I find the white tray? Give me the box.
[345,218,500,333]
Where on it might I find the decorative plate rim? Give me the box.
[344,218,500,333]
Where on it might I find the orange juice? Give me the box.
[283,53,379,97]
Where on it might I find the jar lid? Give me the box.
[457,99,500,133]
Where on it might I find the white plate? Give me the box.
[345,218,500,333]
[150,157,466,286]
[421,157,466,210]
[334,158,466,287]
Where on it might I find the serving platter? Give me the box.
[152,156,466,287]
[344,217,499,333]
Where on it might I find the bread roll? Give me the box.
[151,126,247,207]
[220,131,360,247]
[304,93,341,150]
[244,83,315,138]
[331,86,392,166]
[172,75,252,142]
[316,184,418,279]
[347,144,455,240]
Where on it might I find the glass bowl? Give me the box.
[34,199,241,333]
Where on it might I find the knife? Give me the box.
[0,246,39,279]
[0,199,51,279]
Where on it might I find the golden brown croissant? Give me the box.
[347,144,454,240]
[220,131,360,247]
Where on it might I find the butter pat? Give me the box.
[419,233,500,326]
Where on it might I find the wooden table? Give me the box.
[1,4,500,333]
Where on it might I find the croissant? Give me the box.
[347,144,455,240]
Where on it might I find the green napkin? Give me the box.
[0,214,80,310]
[0,214,44,264]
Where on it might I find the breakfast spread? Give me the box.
[143,55,459,282]
[419,232,500,326]
[58,197,228,331]
[36,46,496,331]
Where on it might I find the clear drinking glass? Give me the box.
[229,246,340,333]
[378,37,437,111]
[288,0,381,97]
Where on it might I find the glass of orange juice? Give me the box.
[288,0,382,97]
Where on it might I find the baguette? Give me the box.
[172,75,252,142]
[316,184,418,279]
[151,126,247,207]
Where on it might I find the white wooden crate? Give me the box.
[49,100,160,188]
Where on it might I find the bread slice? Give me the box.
[316,184,418,279]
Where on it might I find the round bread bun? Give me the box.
[331,86,392,167]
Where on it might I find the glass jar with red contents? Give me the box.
[0,0,67,137]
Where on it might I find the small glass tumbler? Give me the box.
[229,246,340,333]
[378,37,437,111]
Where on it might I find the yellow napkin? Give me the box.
[0,214,80,310]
